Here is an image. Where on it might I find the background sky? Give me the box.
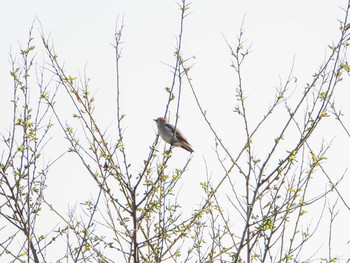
[1,0,350,261]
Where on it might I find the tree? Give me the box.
[1,0,350,262]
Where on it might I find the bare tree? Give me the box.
[1,0,350,262]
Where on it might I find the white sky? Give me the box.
[1,0,350,261]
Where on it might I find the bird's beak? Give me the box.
[153,119,157,121]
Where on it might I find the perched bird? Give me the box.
[154,117,194,153]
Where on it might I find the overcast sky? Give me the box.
[1,0,350,261]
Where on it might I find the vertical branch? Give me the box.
[22,27,33,263]
[164,0,189,119]
[231,21,254,263]
[112,18,141,262]
[18,26,41,263]
[113,17,130,180]
[327,199,339,262]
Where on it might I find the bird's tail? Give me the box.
[181,142,194,153]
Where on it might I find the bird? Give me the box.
[154,117,194,153]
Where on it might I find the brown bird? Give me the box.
[154,117,194,153]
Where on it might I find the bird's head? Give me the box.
[153,117,167,126]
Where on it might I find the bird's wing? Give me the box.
[165,123,189,144]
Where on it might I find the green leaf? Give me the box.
[17,145,25,152]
